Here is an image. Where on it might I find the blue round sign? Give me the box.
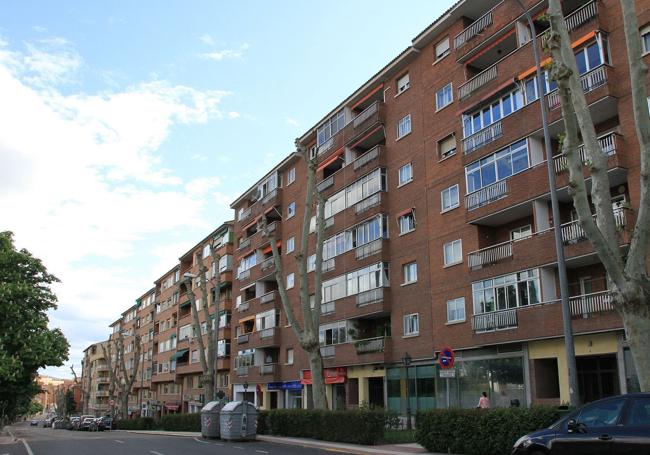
[439,346,455,369]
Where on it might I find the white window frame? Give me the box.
[286,272,295,289]
[403,262,417,285]
[436,83,453,111]
[510,225,532,242]
[403,313,419,336]
[435,37,451,61]
[286,348,294,365]
[287,202,296,219]
[398,211,416,235]
[397,73,410,94]
[642,24,650,55]
[287,167,296,185]
[441,184,460,212]
[438,134,457,160]
[444,239,463,266]
[398,163,413,186]
[397,114,412,140]
[286,236,295,254]
[447,297,466,323]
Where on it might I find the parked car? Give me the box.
[30,419,39,426]
[512,393,650,455]
[69,417,81,430]
[78,415,96,431]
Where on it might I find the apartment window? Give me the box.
[307,254,316,272]
[237,252,257,276]
[510,225,532,242]
[202,244,211,259]
[523,71,558,104]
[466,139,530,194]
[322,262,389,303]
[397,73,410,94]
[286,273,295,289]
[436,83,453,111]
[438,134,457,160]
[255,309,280,331]
[287,202,296,218]
[179,324,192,340]
[403,262,417,285]
[324,168,386,218]
[463,88,524,138]
[398,210,416,235]
[398,163,413,186]
[317,109,346,147]
[441,185,460,212]
[191,350,199,363]
[472,269,540,314]
[435,37,450,61]
[287,167,296,185]
[447,297,466,323]
[444,239,462,266]
[286,236,295,254]
[319,320,350,346]
[286,348,294,365]
[397,114,412,139]
[217,340,230,358]
[403,313,419,336]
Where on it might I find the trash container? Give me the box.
[201,401,225,438]
[219,401,257,441]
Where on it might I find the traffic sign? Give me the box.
[439,346,455,370]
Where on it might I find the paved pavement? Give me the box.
[6,422,436,455]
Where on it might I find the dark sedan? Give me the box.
[513,393,650,455]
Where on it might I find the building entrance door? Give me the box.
[577,354,619,403]
[368,377,384,408]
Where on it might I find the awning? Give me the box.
[239,315,255,324]
[351,83,384,111]
[396,208,413,218]
[170,349,189,361]
[317,147,345,171]
[301,367,346,385]
[179,300,191,308]
[349,125,383,149]
[164,402,180,411]
[261,240,282,255]
[242,216,261,232]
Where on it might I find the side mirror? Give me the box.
[567,419,587,433]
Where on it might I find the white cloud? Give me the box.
[199,43,250,61]
[228,111,240,119]
[285,116,300,127]
[0,36,233,378]
[199,34,216,46]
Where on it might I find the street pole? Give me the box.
[514,0,579,407]
[403,353,412,431]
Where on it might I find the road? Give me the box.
[4,423,336,455]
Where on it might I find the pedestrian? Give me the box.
[477,391,490,409]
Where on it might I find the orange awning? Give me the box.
[350,125,383,149]
[351,83,384,111]
[317,147,345,171]
[242,215,261,232]
[396,208,413,218]
[239,315,255,324]
[301,367,347,385]
[261,240,282,255]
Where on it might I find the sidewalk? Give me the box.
[126,430,441,454]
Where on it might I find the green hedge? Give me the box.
[160,413,201,432]
[114,417,158,430]
[416,406,563,455]
[260,409,386,445]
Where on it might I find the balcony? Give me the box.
[468,240,513,269]
[472,307,519,333]
[353,145,381,172]
[541,1,599,47]
[554,132,619,174]
[239,206,252,222]
[260,257,275,272]
[259,327,276,339]
[462,121,503,156]
[458,62,498,101]
[236,366,249,377]
[238,237,251,251]
[355,192,382,215]
[237,333,250,344]
[465,180,508,211]
[260,290,276,305]
[356,288,384,307]
[317,175,334,193]
[237,269,251,282]
[320,345,336,358]
[260,364,276,375]
[261,188,279,205]
[561,207,628,245]
[547,65,609,111]
[454,10,493,52]
[95,390,109,397]
[570,291,614,318]
[254,327,280,348]
[354,337,388,355]
[355,239,383,261]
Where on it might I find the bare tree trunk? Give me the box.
[101,340,119,417]
[259,141,328,409]
[547,0,650,390]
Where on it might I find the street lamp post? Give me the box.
[514,0,579,406]
[402,353,412,431]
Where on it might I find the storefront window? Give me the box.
[624,347,641,393]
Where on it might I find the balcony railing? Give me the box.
[317,175,334,193]
[562,207,627,245]
[465,180,508,211]
[261,188,278,205]
[355,192,381,215]
[356,288,384,307]
[570,291,614,317]
[547,65,608,110]
[260,364,276,375]
[320,345,336,358]
[236,366,249,376]
[237,300,250,312]
[260,291,276,305]
[239,207,252,222]
[354,337,387,354]
[472,308,518,332]
[459,64,498,100]
[355,239,383,260]
[542,1,598,46]
[317,137,334,155]
[261,257,275,272]
[324,217,335,229]
[553,132,618,173]
[238,237,251,251]
[321,301,335,315]
[322,258,335,273]
[468,240,513,269]
[455,10,493,49]
[462,121,503,155]
[353,101,380,129]
[259,327,276,339]
[237,333,250,344]
[237,269,251,281]
[353,145,380,171]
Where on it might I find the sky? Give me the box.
[0,0,456,379]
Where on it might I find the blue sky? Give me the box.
[0,0,456,378]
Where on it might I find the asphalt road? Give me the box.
[6,423,335,455]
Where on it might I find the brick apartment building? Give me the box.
[80,341,110,415]
[229,0,646,414]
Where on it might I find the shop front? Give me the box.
[265,381,303,409]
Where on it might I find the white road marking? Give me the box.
[150,451,164,455]
[233,447,244,450]
[114,439,125,444]
[213,442,224,446]
[22,440,35,455]
[193,437,209,444]
[256,451,270,454]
